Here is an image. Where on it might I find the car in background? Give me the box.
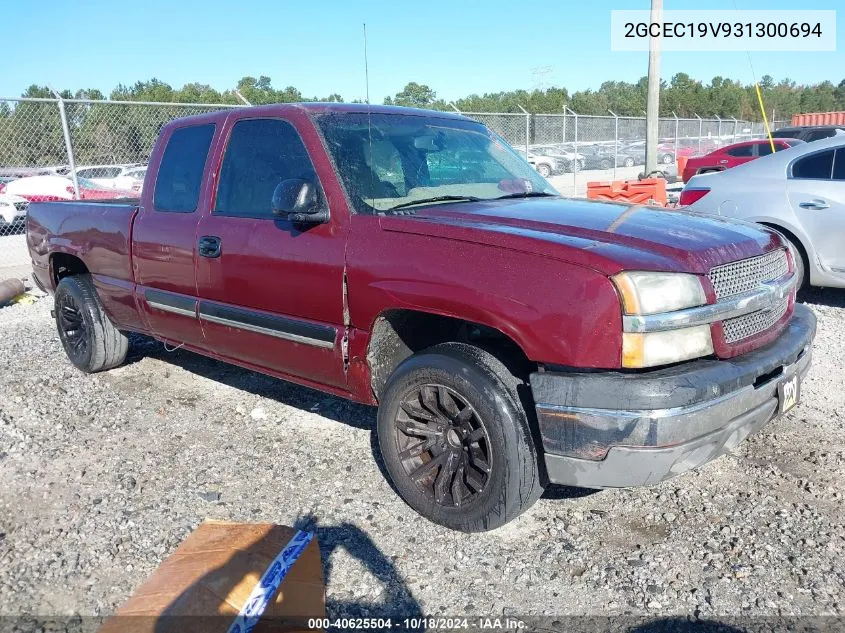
[0,193,29,231]
[681,138,805,182]
[5,175,138,202]
[656,138,722,165]
[113,166,147,192]
[514,148,565,178]
[680,134,845,289]
[532,145,586,172]
[75,163,146,189]
[581,143,645,169]
[773,125,845,143]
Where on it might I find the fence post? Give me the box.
[715,115,722,141]
[672,111,679,163]
[562,105,567,144]
[565,106,579,177]
[608,109,619,180]
[517,104,529,158]
[731,116,738,143]
[695,113,702,154]
[449,102,461,113]
[49,88,80,200]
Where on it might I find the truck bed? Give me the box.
[27,200,139,293]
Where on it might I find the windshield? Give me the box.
[315,112,556,214]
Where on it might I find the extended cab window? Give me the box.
[792,150,834,180]
[214,118,317,218]
[153,124,215,213]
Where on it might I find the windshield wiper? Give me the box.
[494,191,558,200]
[387,195,481,211]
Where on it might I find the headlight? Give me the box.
[622,326,714,368]
[613,272,712,368]
[612,271,706,315]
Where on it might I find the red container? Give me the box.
[791,111,845,126]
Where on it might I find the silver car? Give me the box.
[681,133,845,290]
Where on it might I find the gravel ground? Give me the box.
[0,290,843,630]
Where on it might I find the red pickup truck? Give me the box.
[27,104,815,532]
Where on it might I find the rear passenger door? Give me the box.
[194,114,348,388]
[133,123,216,349]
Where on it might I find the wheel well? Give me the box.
[51,253,88,286]
[758,222,809,270]
[366,310,534,401]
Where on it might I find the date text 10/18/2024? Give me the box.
[306,617,527,630]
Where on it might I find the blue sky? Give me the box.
[2,0,842,102]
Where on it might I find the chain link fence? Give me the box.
[0,96,789,274]
[0,97,245,275]
[468,110,787,178]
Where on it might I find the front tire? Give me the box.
[536,163,552,178]
[624,157,635,167]
[377,343,544,532]
[55,274,129,373]
[784,237,809,292]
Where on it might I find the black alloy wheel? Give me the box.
[394,383,492,507]
[57,291,89,362]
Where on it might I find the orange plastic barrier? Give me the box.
[586,178,667,207]
[676,156,689,179]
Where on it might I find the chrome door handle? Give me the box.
[798,200,830,210]
[719,160,729,164]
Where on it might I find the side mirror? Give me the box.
[271,179,328,223]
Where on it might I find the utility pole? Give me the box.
[644,0,663,176]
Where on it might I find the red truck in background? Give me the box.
[27,104,815,532]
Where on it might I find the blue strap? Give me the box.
[226,530,315,633]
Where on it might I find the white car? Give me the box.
[114,166,147,192]
[534,146,587,172]
[514,149,564,178]
[681,133,845,289]
[0,193,29,229]
[75,164,146,189]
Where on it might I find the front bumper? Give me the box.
[531,304,816,488]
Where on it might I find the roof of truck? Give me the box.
[165,102,472,128]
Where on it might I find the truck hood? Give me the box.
[379,197,781,276]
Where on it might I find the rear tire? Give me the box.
[536,163,552,178]
[55,274,129,373]
[624,157,635,167]
[376,343,544,532]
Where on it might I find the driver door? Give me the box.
[194,114,349,388]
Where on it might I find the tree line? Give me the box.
[1,74,843,167]
[8,72,845,118]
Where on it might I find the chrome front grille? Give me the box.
[709,249,789,301]
[722,297,789,344]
